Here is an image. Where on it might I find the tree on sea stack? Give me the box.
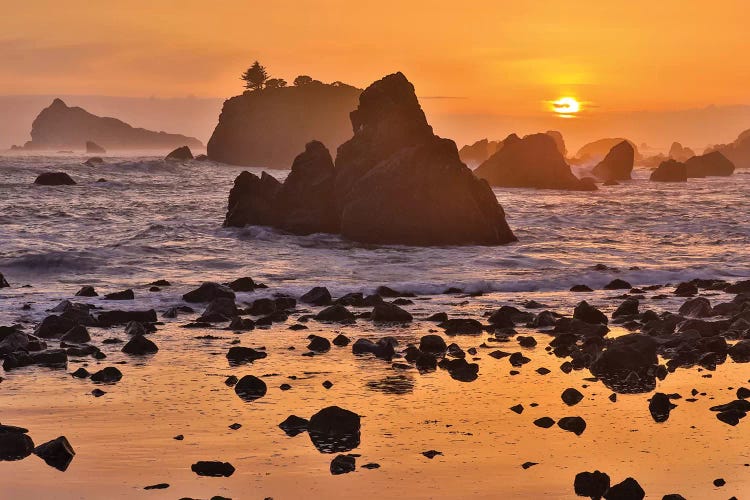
[265,78,287,89]
[241,61,269,91]
[293,75,314,86]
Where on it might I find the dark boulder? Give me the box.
[419,334,447,353]
[352,338,396,360]
[34,315,77,339]
[307,335,331,353]
[684,151,735,177]
[332,334,350,347]
[557,416,586,435]
[371,303,413,323]
[574,301,609,325]
[103,289,134,300]
[33,436,75,471]
[183,282,235,303]
[198,297,238,322]
[604,279,632,290]
[226,276,262,292]
[729,340,750,362]
[226,346,266,364]
[475,132,595,191]
[121,335,158,355]
[97,309,157,327]
[315,305,355,323]
[605,477,645,500]
[650,159,687,182]
[273,141,339,234]
[75,285,97,297]
[91,366,122,383]
[165,146,193,160]
[674,282,698,297]
[561,388,584,406]
[438,318,484,335]
[613,298,639,318]
[574,470,610,499]
[34,172,76,185]
[0,426,34,461]
[234,375,267,401]
[589,334,658,393]
[61,325,91,344]
[648,392,676,423]
[300,286,332,306]
[592,141,634,181]
[678,297,712,318]
[223,171,282,227]
[190,461,235,477]
[308,406,361,453]
[330,454,356,475]
[0,272,8,288]
[279,415,310,437]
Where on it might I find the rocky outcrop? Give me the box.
[207,81,361,169]
[706,128,750,168]
[458,139,502,168]
[474,133,596,191]
[572,138,641,165]
[650,159,687,182]
[545,130,567,157]
[23,99,202,151]
[223,72,516,246]
[34,172,76,186]
[684,151,735,177]
[668,142,695,162]
[165,146,193,161]
[591,141,634,181]
[85,141,106,154]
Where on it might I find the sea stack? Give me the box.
[223,72,516,246]
[591,140,635,181]
[474,133,596,191]
[650,159,687,182]
[684,151,735,177]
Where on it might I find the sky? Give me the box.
[1,1,749,149]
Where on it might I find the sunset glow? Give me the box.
[552,97,581,117]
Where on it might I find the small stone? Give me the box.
[330,454,356,475]
[422,450,442,459]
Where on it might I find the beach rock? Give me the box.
[589,334,658,393]
[223,171,282,227]
[674,282,698,297]
[226,276,261,292]
[121,335,158,355]
[442,358,479,381]
[419,334,447,353]
[183,282,235,303]
[332,334,350,347]
[71,367,89,378]
[668,142,695,162]
[650,160,687,182]
[458,138,503,167]
[707,128,750,168]
[605,477,645,500]
[330,454,356,475]
[604,279,632,290]
[90,366,122,383]
[352,338,396,360]
[308,406,361,453]
[97,309,157,327]
[103,289,134,300]
[0,273,8,288]
[335,73,516,245]
[278,415,309,437]
[561,388,584,406]
[33,436,75,471]
[273,141,339,234]
[300,287,332,306]
[649,392,676,422]
[557,416,586,435]
[574,470,610,499]
[165,146,193,160]
[613,298,639,318]
[0,427,34,461]
[533,417,555,428]
[371,303,413,323]
[60,325,90,344]
[574,138,641,165]
[475,133,595,191]
[198,297,238,322]
[23,98,201,151]
[570,284,593,292]
[574,301,609,324]
[592,141,634,181]
[75,285,97,297]
[439,318,483,335]
[684,151,735,177]
[678,297,712,318]
[315,305,355,323]
[190,461,235,477]
[207,80,360,169]
[234,375,267,401]
[307,335,331,353]
[34,172,76,185]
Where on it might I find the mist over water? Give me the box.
[1,153,748,322]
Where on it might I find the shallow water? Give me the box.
[1,153,749,498]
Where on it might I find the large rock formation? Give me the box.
[668,142,695,162]
[706,129,750,168]
[208,81,361,169]
[684,151,735,177]
[591,141,634,181]
[650,159,687,182]
[458,139,502,168]
[23,99,202,151]
[474,133,596,191]
[223,72,516,246]
[573,138,641,165]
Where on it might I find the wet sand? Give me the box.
[1,286,748,498]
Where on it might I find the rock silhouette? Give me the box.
[458,138,502,167]
[591,141,634,181]
[684,151,735,177]
[34,172,76,186]
[475,133,596,191]
[668,142,695,162]
[573,138,641,165]
[208,80,361,168]
[23,99,202,151]
[223,72,516,246]
[706,128,750,168]
[650,159,687,182]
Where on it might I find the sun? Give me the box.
[551,97,581,117]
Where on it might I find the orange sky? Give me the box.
[1,0,748,118]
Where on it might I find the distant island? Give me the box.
[20,98,203,151]
[208,64,361,169]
